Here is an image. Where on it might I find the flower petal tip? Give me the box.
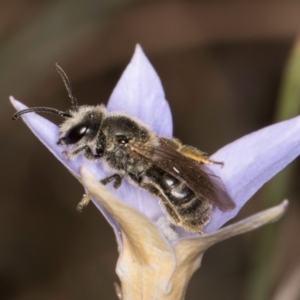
[132,45,152,69]
[107,44,173,137]
[132,44,148,62]
[10,96,19,109]
[201,200,290,248]
[134,44,143,55]
[10,97,28,112]
[9,95,16,104]
[265,199,289,224]
[281,199,289,208]
[275,199,289,220]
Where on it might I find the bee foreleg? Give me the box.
[69,145,88,157]
[101,174,123,189]
[66,145,101,160]
[83,146,102,159]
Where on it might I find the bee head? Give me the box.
[57,106,106,146]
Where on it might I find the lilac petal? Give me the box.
[107,45,173,137]
[11,46,174,240]
[11,97,166,237]
[10,98,121,229]
[206,116,300,232]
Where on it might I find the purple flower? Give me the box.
[11,45,295,299]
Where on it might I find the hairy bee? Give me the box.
[12,64,235,233]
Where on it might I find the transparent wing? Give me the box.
[131,138,235,212]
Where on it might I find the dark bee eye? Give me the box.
[63,123,88,144]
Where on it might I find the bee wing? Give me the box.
[132,138,235,212]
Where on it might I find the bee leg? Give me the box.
[77,193,92,212]
[77,174,123,211]
[101,174,123,189]
[66,146,101,160]
[175,144,224,167]
[200,157,224,168]
[83,146,102,159]
[70,145,88,157]
[77,174,122,211]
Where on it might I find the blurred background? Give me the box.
[2,0,300,299]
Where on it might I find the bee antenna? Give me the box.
[12,107,71,120]
[55,63,78,112]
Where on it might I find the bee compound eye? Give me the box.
[63,123,88,144]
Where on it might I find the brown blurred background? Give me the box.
[2,0,300,299]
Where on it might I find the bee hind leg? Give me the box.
[200,157,224,168]
[101,174,123,189]
[180,145,224,167]
[77,174,123,212]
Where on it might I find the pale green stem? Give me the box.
[245,38,300,300]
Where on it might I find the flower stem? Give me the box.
[245,38,300,300]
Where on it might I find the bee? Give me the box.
[12,64,235,233]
